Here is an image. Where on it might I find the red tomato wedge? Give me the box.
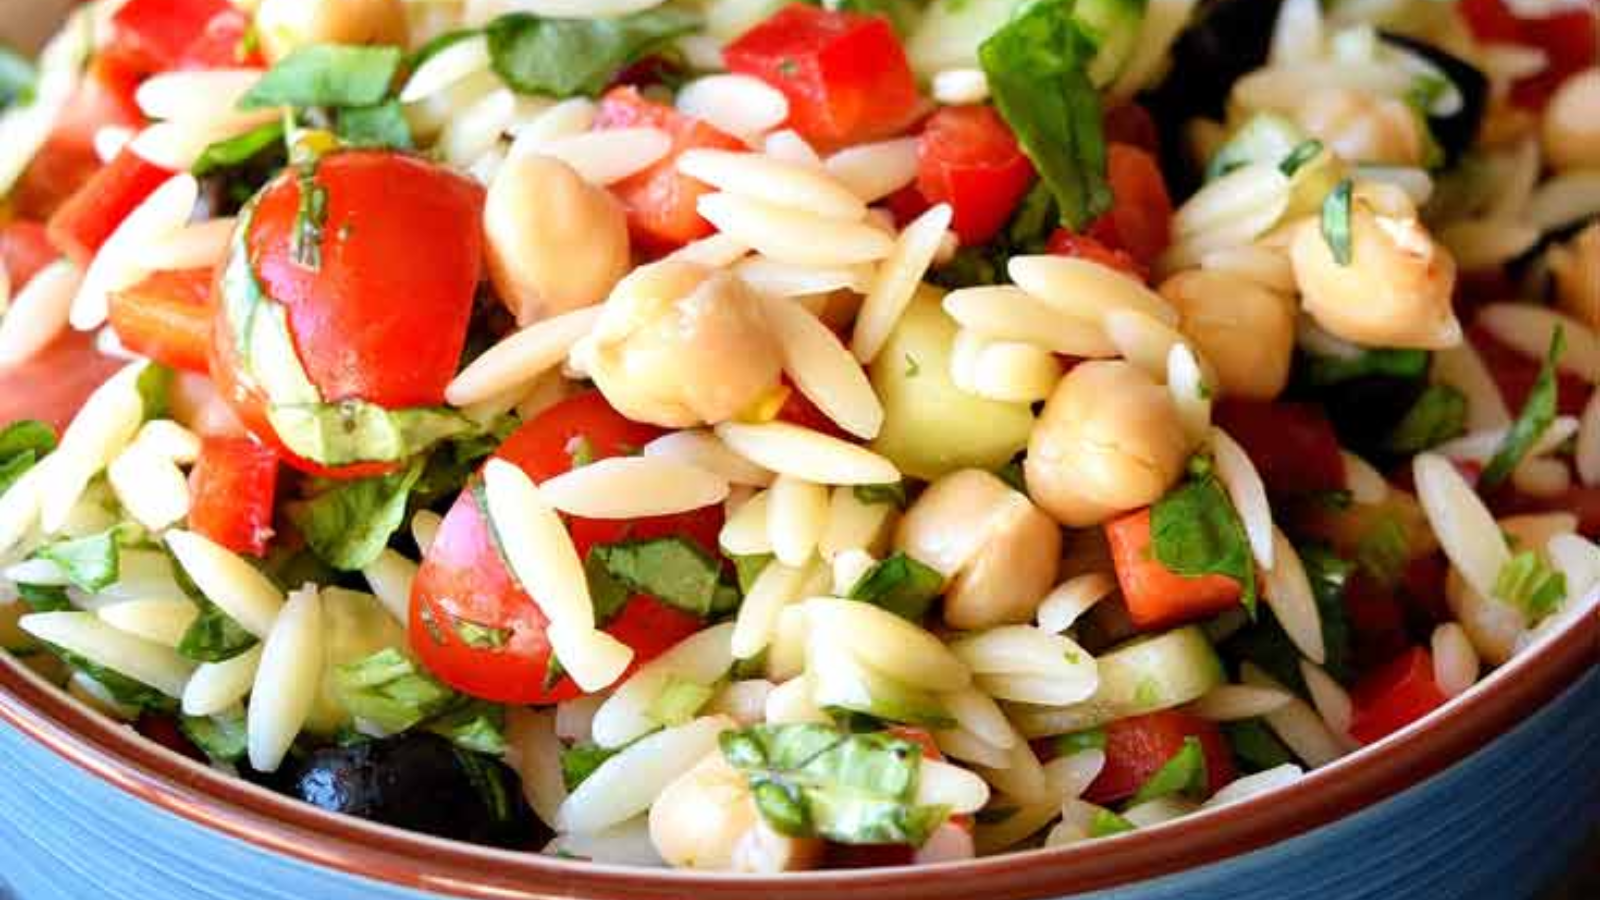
[0,221,60,291]
[1047,229,1148,282]
[1458,0,1597,108]
[1348,647,1449,745]
[1084,143,1173,267]
[1213,400,1348,496]
[0,331,124,432]
[1084,711,1236,805]
[108,0,253,74]
[11,59,145,221]
[213,151,484,477]
[109,268,215,374]
[1106,509,1243,631]
[594,87,744,253]
[47,149,175,267]
[187,436,279,557]
[916,105,1036,245]
[724,3,921,149]
[411,392,723,705]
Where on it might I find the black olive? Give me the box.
[273,733,546,850]
[1379,33,1489,166]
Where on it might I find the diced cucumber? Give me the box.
[869,289,1035,482]
[907,0,1145,86]
[1077,0,1149,88]
[809,642,954,728]
[1204,112,1306,182]
[305,587,407,734]
[1028,626,1224,733]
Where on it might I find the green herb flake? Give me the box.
[1384,384,1467,454]
[1320,179,1354,266]
[177,594,258,663]
[587,537,740,619]
[180,710,249,764]
[286,460,425,571]
[333,648,456,733]
[1054,727,1107,756]
[1279,139,1325,177]
[451,616,512,650]
[16,582,71,612]
[847,552,944,621]
[1480,327,1564,490]
[1150,464,1258,614]
[647,675,714,727]
[1088,806,1136,838]
[1493,551,1566,623]
[1354,516,1409,587]
[290,164,329,270]
[37,528,123,593]
[486,9,700,98]
[561,742,620,791]
[0,419,56,497]
[239,44,402,110]
[1129,736,1208,805]
[192,121,287,178]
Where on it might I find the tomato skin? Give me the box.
[410,392,723,705]
[47,149,175,267]
[108,0,247,73]
[109,268,215,374]
[1106,509,1242,631]
[916,105,1036,245]
[1348,647,1449,745]
[1084,143,1173,267]
[0,331,124,432]
[1103,104,1159,155]
[594,87,745,253]
[0,221,61,291]
[1046,229,1148,282]
[10,59,145,221]
[1213,400,1348,496]
[1084,711,1236,805]
[724,4,921,149]
[1459,0,1597,107]
[187,436,280,557]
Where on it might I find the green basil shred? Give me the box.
[1320,178,1354,266]
[1479,327,1564,490]
[1150,459,1258,614]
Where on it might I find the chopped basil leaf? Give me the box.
[0,45,35,110]
[1129,735,1207,805]
[0,419,56,497]
[561,742,620,791]
[485,9,700,98]
[425,700,507,755]
[647,674,715,727]
[1298,544,1353,683]
[979,1,1110,230]
[847,552,944,621]
[1222,718,1294,773]
[1279,139,1324,177]
[1301,347,1430,388]
[37,528,124,593]
[1493,551,1566,622]
[335,100,413,150]
[239,44,402,110]
[583,548,636,628]
[853,481,908,509]
[730,552,774,595]
[267,401,474,468]
[192,121,287,177]
[1320,179,1354,266]
[49,645,174,712]
[449,616,511,650]
[1088,805,1136,837]
[1151,464,1257,614]
[1054,727,1107,756]
[720,723,949,846]
[1480,327,1564,490]
[180,710,249,764]
[587,537,740,619]
[16,582,71,612]
[177,594,258,663]
[333,648,456,734]
[1384,384,1466,454]
[287,460,425,571]
[290,163,329,270]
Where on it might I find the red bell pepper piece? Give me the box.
[724,3,921,149]
[1213,400,1348,495]
[108,0,253,74]
[188,437,279,557]
[1084,143,1173,267]
[915,105,1036,245]
[1106,508,1244,631]
[10,58,145,220]
[108,269,215,374]
[1084,711,1236,805]
[1348,647,1449,745]
[0,221,61,291]
[1047,229,1148,282]
[593,87,745,253]
[46,148,175,266]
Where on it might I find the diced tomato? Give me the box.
[46,149,175,266]
[1083,143,1173,267]
[0,331,123,431]
[108,268,215,374]
[10,59,145,220]
[724,3,921,148]
[1348,647,1449,745]
[883,183,933,229]
[776,379,847,439]
[915,105,1036,245]
[593,87,745,253]
[187,436,279,557]
[1459,0,1597,107]
[1084,711,1236,805]
[1213,401,1347,495]
[1397,552,1452,626]
[411,392,724,704]
[1103,104,1159,155]
[1046,229,1148,282]
[108,0,246,74]
[1106,509,1243,631]
[1342,573,1413,675]
[1467,323,1590,418]
[213,151,484,477]
[0,221,60,290]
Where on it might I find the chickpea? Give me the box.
[579,261,783,428]
[1161,269,1296,401]
[649,752,822,872]
[1542,69,1600,172]
[1025,361,1191,528]
[1549,223,1599,331]
[484,155,631,327]
[255,0,409,64]
[1290,195,1461,350]
[1294,87,1427,167]
[895,469,1061,630]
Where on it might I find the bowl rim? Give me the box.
[1,608,1593,900]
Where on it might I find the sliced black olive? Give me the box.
[1380,33,1489,166]
[274,733,545,850]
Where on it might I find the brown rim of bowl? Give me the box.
[0,613,1595,900]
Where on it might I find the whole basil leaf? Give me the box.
[239,44,402,110]
[287,460,426,571]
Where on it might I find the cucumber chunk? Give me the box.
[1023,626,1225,734]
